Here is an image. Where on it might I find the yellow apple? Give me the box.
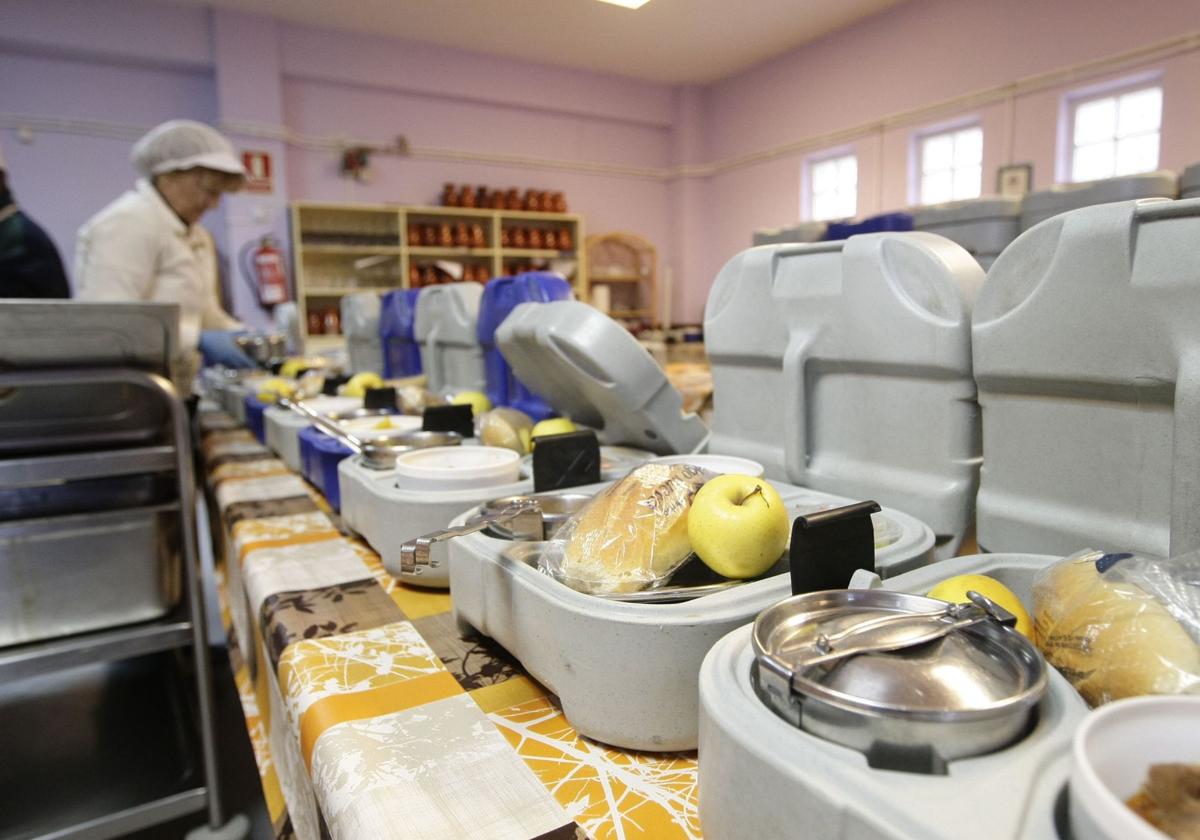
[452,390,492,416]
[687,474,790,579]
[256,378,295,403]
[531,417,577,439]
[926,574,1034,638]
[342,371,385,398]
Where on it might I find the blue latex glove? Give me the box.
[199,330,257,369]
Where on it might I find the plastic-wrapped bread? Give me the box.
[546,463,709,595]
[1033,549,1200,706]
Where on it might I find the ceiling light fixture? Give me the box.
[596,0,653,9]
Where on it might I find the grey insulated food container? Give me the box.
[912,196,1021,270]
[1018,170,1177,231]
[1181,162,1200,200]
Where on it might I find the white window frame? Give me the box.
[910,119,984,206]
[802,148,858,222]
[1058,72,1164,184]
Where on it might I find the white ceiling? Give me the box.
[156,0,907,85]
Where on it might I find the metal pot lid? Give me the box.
[361,429,462,469]
[480,492,592,539]
[752,589,1046,721]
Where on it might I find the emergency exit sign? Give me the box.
[242,150,273,193]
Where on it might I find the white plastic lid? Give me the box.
[394,445,521,490]
[649,454,765,477]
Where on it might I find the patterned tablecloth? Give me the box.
[197,406,702,840]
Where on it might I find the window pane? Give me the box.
[952,165,982,200]
[922,134,954,174]
[1072,140,1116,181]
[1114,133,1160,176]
[953,128,983,168]
[1074,97,1117,146]
[1117,87,1162,138]
[833,186,856,219]
[838,156,858,187]
[811,159,838,193]
[922,170,953,204]
[812,193,838,221]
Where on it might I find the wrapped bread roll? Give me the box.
[1033,550,1200,706]
[549,463,709,595]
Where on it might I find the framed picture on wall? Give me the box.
[997,163,1033,197]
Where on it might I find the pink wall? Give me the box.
[690,0,1200,320]
[4,0,1200,324]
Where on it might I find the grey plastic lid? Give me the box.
[413,282,486,392]
[1020,171,1178,229]
[496,300,707,455]
[1181,163,1200,198]
[912,196,1021,226]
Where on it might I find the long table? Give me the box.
[198,405,702,840]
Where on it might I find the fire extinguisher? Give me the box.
[240,235,290,309]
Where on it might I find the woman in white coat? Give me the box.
[75,120,254,371]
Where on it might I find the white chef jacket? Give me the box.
[75,178,241,354]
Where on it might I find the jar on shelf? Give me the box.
[438,223,453,247]
[407,225,422,246]
[524,189,541,212]
[307,310,323,335]
[544,229,558,250]
[505,188,520,210]
[420,265,438,287]
[475,186,489,208]
[551,192,567,213]
[528,228,544,249]
[469,222,486,248]
[489,191,504,209]
[323,309,341,335]
[408,264,420,286]
[511,227,528,248]
[500,227,511,248]
[454,222,471,247]
[441,183,458,206]
[558,227,573,250]
[459,185,476,208]
[421,224,438,246]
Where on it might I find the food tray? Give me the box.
[697,553,1086,840]
[444,481,935,750]
[0,503,182,647]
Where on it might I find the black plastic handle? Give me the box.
[789,500,881,595]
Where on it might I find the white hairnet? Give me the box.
[131,120,245,178]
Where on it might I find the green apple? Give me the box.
[688,474,789,579]
[343,371,385,397]
[531,417,576,439]
[452,390,492,416]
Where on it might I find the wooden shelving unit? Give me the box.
[585,232,657,325]
[290,202,586,351]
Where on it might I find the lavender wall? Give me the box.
[691,0,1200,319]
[3,0,1200,323]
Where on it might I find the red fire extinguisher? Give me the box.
[241,235,290,309]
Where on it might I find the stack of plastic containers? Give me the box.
[478,272,573,420]
[752,221,828,246]
[823,211,913,241]
[912,196,1021,270]
[705,233,984,557]
[1018,170,1177,231]
[341,292,384,374]
[414,282,486,393]
[380,288,423,378]
[974,195,1200,558]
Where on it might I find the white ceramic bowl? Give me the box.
[394,445,521,490]
[1070,694,1200,840]
[648,454,765,477]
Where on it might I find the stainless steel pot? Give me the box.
[398,492,593,574]
[283,398,460,469]
[751,589,1047,772]
[234,333,288,368]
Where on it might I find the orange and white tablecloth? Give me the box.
[198,407,702,840]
